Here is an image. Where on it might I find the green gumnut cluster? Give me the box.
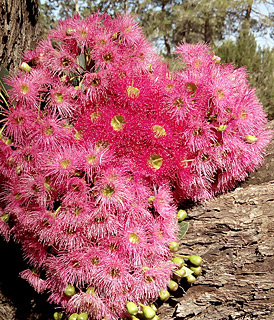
[127,302,159,320]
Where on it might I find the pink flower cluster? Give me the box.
[0,12,271,320]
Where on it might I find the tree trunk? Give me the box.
[0,0,43,72]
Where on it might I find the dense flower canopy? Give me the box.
[0,12,271,320]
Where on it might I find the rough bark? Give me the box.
[0,0,43,72]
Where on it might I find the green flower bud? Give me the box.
[141,305,156,319]
[173,267,186,278]
[131,316,139,320]
[186,274,196,284]
[20,62,31,72]
[78,313,89,320]
[150,304,157,312]
[172,257,185,268]
[190,266,202,276]
[159,288,170,301]
[151,316,159,320]
[169,242,179,252]
[126,302,139,315]
[64,285,76,296]
[177,209,187,222]
[53,312,63,320]
[68,314,78,320]
[188,255,203,267]
[168,280,178,292]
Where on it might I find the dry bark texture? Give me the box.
[0,0,43,72]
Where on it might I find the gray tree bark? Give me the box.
[0,0,43,72]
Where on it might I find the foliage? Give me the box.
[216,25,274,119]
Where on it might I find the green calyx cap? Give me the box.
[245,135,258,143]
[141,305,156,319]
[172,257,185,268]
[177,209,187,222]
[126,302,139,315]
[53,312,63,320]
[20,62,31,72]
[150,304,157,312]
[190,266,202,276]
[186,274,196,284]
[159,288,170,301]
[68,314,78,320]
[188,255,203,267]
[64,285,76,296]
[78,313,89,320]
[169,241,179,252]
[168,280,179,292]
[1,213,10,224]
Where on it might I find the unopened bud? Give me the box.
[20,62,31,72]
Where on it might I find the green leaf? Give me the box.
[77,54,86,69]
[0,65,11,93]
[178,221,189,238]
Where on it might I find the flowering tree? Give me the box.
[0,12,271,320]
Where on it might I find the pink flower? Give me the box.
[20,269,48,293]
[6,72,40,107]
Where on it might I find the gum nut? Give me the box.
[168,280,179,291]
[53,312,63,320]
[172,257,184,268]
[64,285,76,296]
[189,255,203,267]
[159,289,170,301]
[169,242,179,252]
[68,314,78,320]
[78,313,89,320]
[150,304,157,312]
[174,267,186,278]
[126,302,139,315]
[190,266,202,276]
[186,274,196,284]
[142,306,156,319]
[177,209,187,221]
